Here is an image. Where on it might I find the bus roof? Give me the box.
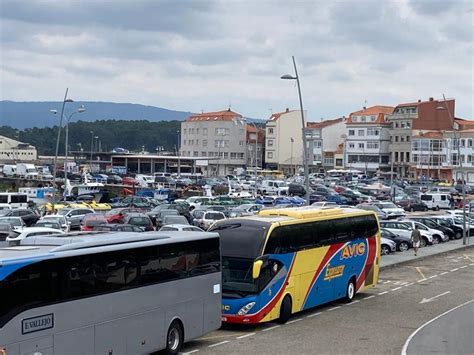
[257,206,374,220]
[0,231,219,264]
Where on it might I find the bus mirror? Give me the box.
[252,260,263,279]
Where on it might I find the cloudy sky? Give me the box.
[1,0,472,120]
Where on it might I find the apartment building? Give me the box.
[387,97,455,178]
[345,106,393,174]
[265,109,306,174]
[0,135,37,162]
[180,109,246,176]
[306,117,345,172]
[246,124,265,170]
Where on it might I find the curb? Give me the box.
[380,244,474,270]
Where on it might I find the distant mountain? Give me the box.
[0,101,194,129]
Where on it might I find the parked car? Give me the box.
[0,223,13,241]
[154,209,180,228]
[356,204,387,220]
[104,208,142,224]
[229,204,263,218]
[39,214,69,232]
[311,201,338,208]
[372,202,406,219]
[107,174,123,184]
[159,224,204,232]
[192,210,226,230]
[430,215,473,238]
[122,176,138,186]
[6,227,64,245]
[380,237,397,255]
[288,183,306,197]
[325,194,349,205]
[380,221,433,247]
[419,193,451,210]
[397,198,428,212]
[81,213,108,231]
[406,217,455,240]
[58,207,95,230]
[2,209,39,227]
[162,215,190,226]
[92,223,143,232]
[34,220,63,231]
[399,220,448,243]
[381,228,412,252]
[0,217,26,231]
[123,213,154,231]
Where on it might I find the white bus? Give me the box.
[0,231,221,354]
[0,192,29,210]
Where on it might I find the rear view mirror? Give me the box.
[252,260,263,279]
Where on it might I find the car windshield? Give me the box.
[206,212,225,220]
[0,218,21,226]
[130,217,150,225]
[57,209,71,216]
[164,216,188,224]
[380,203,397,208]
[36,222,60,229]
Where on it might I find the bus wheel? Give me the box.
[277,295,292,324]
[344,278,356,303]
[165,320,183,355]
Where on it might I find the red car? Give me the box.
[104,208,141,224]
[122,176,138,186]
[81,213,108,231]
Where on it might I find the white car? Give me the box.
[159,224,204,232]
[6,227,64,245]
[0,216,26,231]
[185,196,215,210]
[380,237,397,255]
[40,214,69,232]
[192,211,226,230]
[380,221,434,247]
[373,202,405,219]
[399,220,448,243]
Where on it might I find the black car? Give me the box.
[381,228,412,251]
[3,209,39,227]
[413,217,458,240]
[0,223,13,241]
[288,183,306,197]
[398,199,428,212]
[92,223,143,232]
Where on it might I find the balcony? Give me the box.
[387,113,417,120]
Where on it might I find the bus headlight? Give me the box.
[237,302,256,316]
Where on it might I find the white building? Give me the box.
[265,109,306,174]
[0,135,37,162]
[344,106,394,174]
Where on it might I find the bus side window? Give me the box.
[313,220,334,246]
[264,227,293,254]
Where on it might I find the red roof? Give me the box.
[307,117,344,129]
[346,105,394,125]
[187,109,243,122]
[268,108,294,121]
[455,118,474,129]
[413,131,444,139]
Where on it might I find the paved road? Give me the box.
[180,248,474,354]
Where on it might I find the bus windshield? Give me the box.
[222,257,258,295]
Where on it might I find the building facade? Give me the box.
[246,124,265,171]
[180,109,246,176]
[0,135,37,162]
[345,106,393,174]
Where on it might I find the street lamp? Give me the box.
[51,88,73,209]
[436,95,468,245]
[64,105,86,199]
[281,56,310,205]
[89,131,94,172]
[290,137,294,175]
[177,130,181,177]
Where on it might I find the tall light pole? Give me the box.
[281,56,310,205]
[51,88,73,210]
[437,95,468,245]
[177,130,181,177]
[290,137,294,175]
[89,131,94,173]
[64,105,86,199]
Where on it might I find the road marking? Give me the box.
[401,299,474,355]
[347,300,360,305]
[470,263,474,266]
[262,325,280,332]
[428,275,438,279]
[419,291,451,304]
[440,272,449,275]
[236,333,255,340]
[363,295,375,300]
[415,267,426,280]
[208,340,230,348]
[417,279,426,283]
[378,291,389,295]
[391,286,403,291]
[383,280,392,284]
[450,268,459,272]
[327,306,341,312]
[400,281,409,286]
[307,312,322,318]
[393,281,402,285]
[459,265,468,269]
[181,350,199,354]
[464,254,474,262]
[404,282,414,287]
[287,318,303,324]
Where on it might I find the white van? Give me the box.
[257,180,289,195]
[420,193,451,210]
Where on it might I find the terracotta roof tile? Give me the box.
[307,117,344,129]
[187,109,243,122]
[346,105,394,125]
[268,108,294,121]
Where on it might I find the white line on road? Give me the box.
[327,306,341,311]
[208,340,230,348]
[392,287,403,291]
[417,279,427,283]
[347,300,361,305]
[450,268,459,272]
[470,263,474,266]
[236,333,255,340]
[404,283,414,287]
[363,295,375,300]
[383,280,392,284]
[181,350,199,354]
[459,265,468,269]
[378,291,389,295]
[262,325,280,332]
[400,282,409,286]
[307,312,322,318]
[287,318,303,324]
[419,291,451,304]
[440,272,449,275]
[428,275,438,279]
[393,281,402,285]
[401,299,474,355]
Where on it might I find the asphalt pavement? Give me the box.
[181,247,474,354]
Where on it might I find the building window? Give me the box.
[349,143,355,149]
[183,129,187,134]
[370,115,376,121]
[406,152,410,162]
[401,122,405,128]
[406,136,410,142]
[202,152,207,156]
[183,140,187,146]
[203,140,207,147]
[348,130,355,136]
[224,152,229,159]
[395,152,399,162]
[367,142,379,149]
[401,136,405,142]
[461,139,465,147]
[195,140,199,145]
[358,130,364,136]
[239,141,244,146]
[406,122,411,128]
[268,140,274,147]
[203,128,208,136]
[367,129,379,136]
[395,136,399,142]
[268,128,274,134]
[361,116,366,122]
[193,151,199,157]
[208,152,214,157]
[268,152,273,159]
[395,122,399,128]
[358,143,364,149]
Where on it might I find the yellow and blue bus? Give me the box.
[210,207,380,324]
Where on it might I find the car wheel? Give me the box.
[410,207,415,212]
[454,232,462,239]
[420,237,428,247]
[344,278,357,303]
[165,320,184,355]
[398,241,409,252]
[435,206,440,211]
[277,295,292,324]
[381,245,391,255]
[433,235,442,244]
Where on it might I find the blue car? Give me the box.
[325,194,349,205]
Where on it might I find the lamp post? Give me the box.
[89,131,94,172]
[437,95,468,245]
[51,88,73,210]
[290,137,294,175]
[281,56,310,205]
[64,105,86,199]
[177,130,181,177]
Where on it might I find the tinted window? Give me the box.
[10,195,27,203]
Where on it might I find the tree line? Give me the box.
[0,120,181,155]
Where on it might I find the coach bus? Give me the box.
[0,231,221,354]
[209,207,380,324]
